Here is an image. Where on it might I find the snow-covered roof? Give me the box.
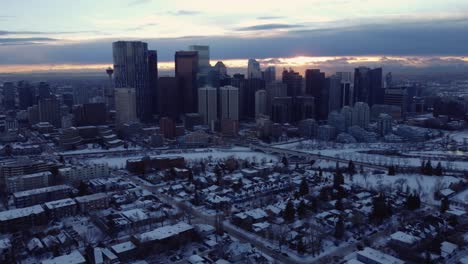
[121,208,149,222]
[188,254,205,264]
[74,193,108,203]
[111,241,136,254]
[44,198,76,210]
[441,241,458,256]
[390,231,421,245]
[41,250,86,264]
[134,222,193,243]
[13,185,71,199]
[0,205,44,221]
[357,247,404,264]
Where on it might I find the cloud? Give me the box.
[236,23,304,31]
[128,0,152,6]
[125,23,158,31]
[167,10,202,16]
[257,16,285,20]
[0,30,101,36]
[0,37,58,45]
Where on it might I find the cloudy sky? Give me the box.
[1,0,468,74]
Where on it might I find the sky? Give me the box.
[1,0,468,74]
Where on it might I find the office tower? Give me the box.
[214,61,227,76]
[384,87,408,119]
[263,66,276,84]
[148,50,158,116]
[198,86,218,127]
[73,103,107,126]
[266,81,287,115]
[377,113,392,136]
[242,79,265,120]
[2,82,16,110]
[336,72,352,83]
[114,88,138,125]
[160,117,176,139]
[158,77,180,120]
[189,45,210,68]
[37,82,51,100]
[294,96,315,122]
[328,111,346,133]
[327,75,342,114]
[220,86,239,121]
[247,59,262,79]
[385,72,393,88]
[175,51,199,114]
[18,81,36,110]
[255,90,267,117]
[38,96,61,128]
[305,69,326,119]
[282,68,303,98]
[105,68,114,110]
[341,106,353,130]
[113,41,151,121]
[353,67,383,106]
[73,86,89,105]
[271,97,293,124]
[340,82,351,108]
[352,102,370,128]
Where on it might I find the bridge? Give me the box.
[250,144,387,170]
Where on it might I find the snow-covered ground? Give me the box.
[57,144,142,155]
[87,147,278,168]
[346,173,461,206]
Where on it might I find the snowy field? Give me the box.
[57,144,142,155]
[87,147,279,168]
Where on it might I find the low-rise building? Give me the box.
[356,247,405,264]
[6,171,51,193]
[44,198,77,219]
[74,193,110,212]
[13,185,73,208]
[131,222,194,252]
[41,250,86,264]
[59,163,109,184]
[0,205,46,232]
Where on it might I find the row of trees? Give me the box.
[420,160,444,176]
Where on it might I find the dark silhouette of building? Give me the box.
[37,82,52,100]
[2,82,16,110]
[305,69,326,119]
[18,81,36,110]
[158,77,180,120]
[175,51,199,114]
[74,103,107,126]
[340,82,351,108]
[294,96,315,122]
[353,67,383,106]
[272,97,293,124]
[282,69,303,98]
[148,50,158,117]
[38,96,61,128]
[160,117,176,139]
[241,78,265,120]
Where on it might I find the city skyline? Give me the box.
[1,0,468,73]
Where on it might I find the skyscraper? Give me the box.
[38,95,61,128]
[282,68,303,98]
[220,86,239,121]
[263,66,276,84]
[18,81,36,110]
[148,50,158,116]
[353,67,383,106]
[175,51,199,114]
[327,75,342,114]
[37,82,51,100]
[352,102,370,128]
[112,41,151,121]
[255,90,267,117]
[198,86,218,127]
[114,88,138,125]
[189,45,210,68]
[2,82,16,110]
[305,69,326,119]
[158,77,180,120]
[266,81,287,116]
[271,97,293,124]
[247,59,262,79]
[105,68,115,110]
[242,79,265,120]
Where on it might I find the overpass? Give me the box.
[250,144,387,170]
